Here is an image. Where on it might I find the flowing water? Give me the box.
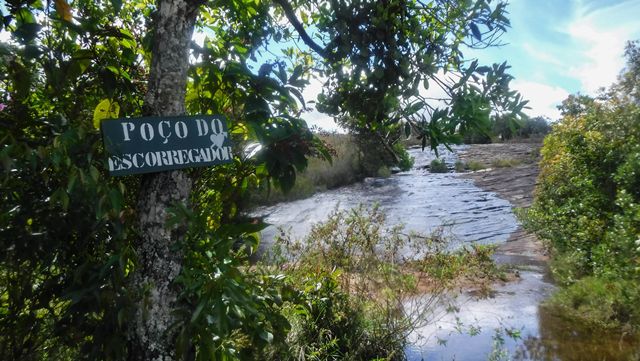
[253,146,640,360]
[254,146,518,253]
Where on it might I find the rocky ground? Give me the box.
[457,142,548,263]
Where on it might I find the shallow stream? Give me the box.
[255,146,518,252]
[253,146,639,360]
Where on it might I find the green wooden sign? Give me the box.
[101,115,232,176]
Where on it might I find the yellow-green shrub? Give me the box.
[524,79,640,331]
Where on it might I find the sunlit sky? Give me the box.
[303,0,640,130]
[470,0,640,120]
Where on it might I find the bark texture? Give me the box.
[128,1,201,360]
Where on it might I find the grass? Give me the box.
[429,158,449,173]
[454,160,486,172]
[262,206,511,359]
[491,158,522,168]
[249,133,362,205]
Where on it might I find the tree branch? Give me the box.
[272,0,330,59]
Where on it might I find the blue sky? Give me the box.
[302,0,640,129]
[466,0,640,120]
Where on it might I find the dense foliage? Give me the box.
[261,206,504,360]
[525,41,640,331]
[463,115,551,144]
[0,0,524,359]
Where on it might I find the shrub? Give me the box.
[467,160,487,171]
[454,160,486,172]
[377,165,392,178]
[544,277,640,331]
[429,158,449,173]
[526,104,640,282]
[394,142,415,171]
[491,158,521,168]
[523,47,640,332]
[263,206,507,360]
[454,160,467,172]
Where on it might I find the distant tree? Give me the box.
[614,40,640,104]
[517,116,551,138]
[558,93,596,117]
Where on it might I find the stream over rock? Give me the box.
[253,144,639,360]
[254,146,518,254]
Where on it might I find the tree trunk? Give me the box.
[128,1,200,360]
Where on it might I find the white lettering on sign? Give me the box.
[121,122,135,141]
[140,123,154,141]
[103,116,232,176]
[158,121,172,144]
[195,118,226,136]
[175,121,188,139]
[117,120,194,142]
[107,146,234,172]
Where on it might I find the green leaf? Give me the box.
[470,23,482,41]
[289,65,303,83]
[404,122,412,139]
[111,0,123,14]
[93,99,120,128]
[259,330,274,343]
[191,301,206,323]
[287,86,305,108]
[277,63,287,83]
[89,165,100,181]
[109,188,122,213]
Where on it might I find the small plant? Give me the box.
[377,165,392,178]
[394,142,415,171]
[467,160,487,171]
[454,160,486,172]
[430,158,449,173]
[491,158,521,168]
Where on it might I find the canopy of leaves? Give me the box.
[272,0,528,154]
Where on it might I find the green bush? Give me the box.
[262,206,506,360]
[526,104,640,283]
[429,158,449,173]
[491,158,521,168]
[394,142,415,171]
[454,160,486,172]
[524,45,640,332]
[545,277,640,331]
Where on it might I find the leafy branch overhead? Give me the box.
[272,0,528,153]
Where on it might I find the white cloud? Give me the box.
[511,79,569,120]
[565,0,640,93]
[300,75,344,132]
[522,42,564,67]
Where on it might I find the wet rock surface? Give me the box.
[255,142,638,360]
[459,142,547,263]
[254,145,519,257]
[411,143,639,360]
[458,142,540,209]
